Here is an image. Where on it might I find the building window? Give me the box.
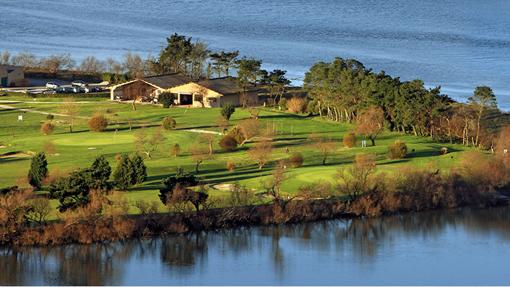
[194,94,203,102]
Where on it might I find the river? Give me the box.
[2,206,510,285]
[1,0,510,109]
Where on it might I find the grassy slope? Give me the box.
[0,93,473,216]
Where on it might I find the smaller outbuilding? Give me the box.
[0,65,25,87]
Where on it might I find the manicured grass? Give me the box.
[0,94,475,218]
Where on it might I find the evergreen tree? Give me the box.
[114,154,134,190]
[221,104,236,120]
[89,155,112,190]
[27,152,48,190]
[49,169,92,212]
[131,153,147,185]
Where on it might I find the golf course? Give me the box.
[0,93,475,217]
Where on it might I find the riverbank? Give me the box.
[3,173,507,247]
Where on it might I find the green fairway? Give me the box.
[0,93,474,217]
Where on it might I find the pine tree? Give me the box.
[113,154,134,190]
[27,152,48,190]
[131,153,147,185]
[89,155,112,190]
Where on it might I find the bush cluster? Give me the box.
[388,140,408,159]
[88,113,108,132]
[162,116,177,130]
[287,97,307,113]
[219,135,238,151]
[41,121,55,135]
[288,152,304,168]
[343,132,357,148]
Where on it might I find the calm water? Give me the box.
[1,0,510,109]
[2,207,510,285]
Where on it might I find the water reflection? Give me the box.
[1,207,510,285]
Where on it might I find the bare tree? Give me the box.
[189,143,212,173]
[357,106,385,146]
[336,153,377,200]
[134,128,165,159]
[0,50,10,65]
[237,118,260,146]
[248,140,272,169]
[60,98,80,133]
[105,57,123,74]
[262,161,286,200]
[26,197,51,225]
[199,133,216,155]
[80,56,105,73]
[11,51,38,67]
[40,53,75,73]
[123,52,145,78]
[309,134,337,165]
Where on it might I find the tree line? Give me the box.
[303,57,507,148]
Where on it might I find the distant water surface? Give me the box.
[1,0,509,109]
[2,207,510,285]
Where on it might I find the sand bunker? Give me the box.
[0,151,34,159]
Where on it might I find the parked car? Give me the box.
[71,80,88,88]
[56,86,74,93]
[71,86,83,93]
[45,82,60,89]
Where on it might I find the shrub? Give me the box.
[162,116,177,130]
[226,160,236,172]
[219,135,238,151]
[287,97,306,113]
[288,152,304,168]
[27,152,48,190]
[343,132,357,148]
[40,121,55,135]
[159,92,176,108]
[388,140,408,159]
[46,114,54,121]
[88,113,108,132]
[278,98,287,110]
[221,104,235,120]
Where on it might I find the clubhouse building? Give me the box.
[110,73,260,108]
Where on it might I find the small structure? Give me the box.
[110,74,260,107]
[0,65,25,87]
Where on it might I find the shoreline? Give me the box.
[3,189,507,247]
